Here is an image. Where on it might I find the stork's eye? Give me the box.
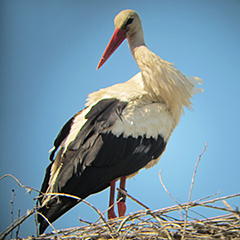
[126,17,134,26]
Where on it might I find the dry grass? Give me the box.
[1,143,240,239]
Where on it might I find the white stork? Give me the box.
[37,9,203,234]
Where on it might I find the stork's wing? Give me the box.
[38,98,166,233]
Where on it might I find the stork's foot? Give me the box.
[117,201,126,217]
[108,180,117,219]
[108,177,127,219]
[117,190,127,217]
[108,207,117,219]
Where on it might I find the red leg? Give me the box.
[117,176,127,217]
[108,180,117,219]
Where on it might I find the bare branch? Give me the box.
[182,142,207,239]
[116,187,150,210]
[0,208,35,240]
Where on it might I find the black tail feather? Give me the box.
[38,196,79,234]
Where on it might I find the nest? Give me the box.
[1,144,240,239]
[31,192,240,240]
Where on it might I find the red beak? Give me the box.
[97,28,127,69]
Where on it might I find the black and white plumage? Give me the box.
[37,9,203,234]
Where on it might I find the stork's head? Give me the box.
[97,9,143,69]
[114,10,142,38]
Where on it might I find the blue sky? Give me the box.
[1,0,240,237]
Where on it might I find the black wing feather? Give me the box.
[38,98,166,233]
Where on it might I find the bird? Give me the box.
[37,9,203,234]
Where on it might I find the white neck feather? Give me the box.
[128,33,202,125]
[127,28,146,53]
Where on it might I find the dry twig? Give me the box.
[182,142,208,239]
